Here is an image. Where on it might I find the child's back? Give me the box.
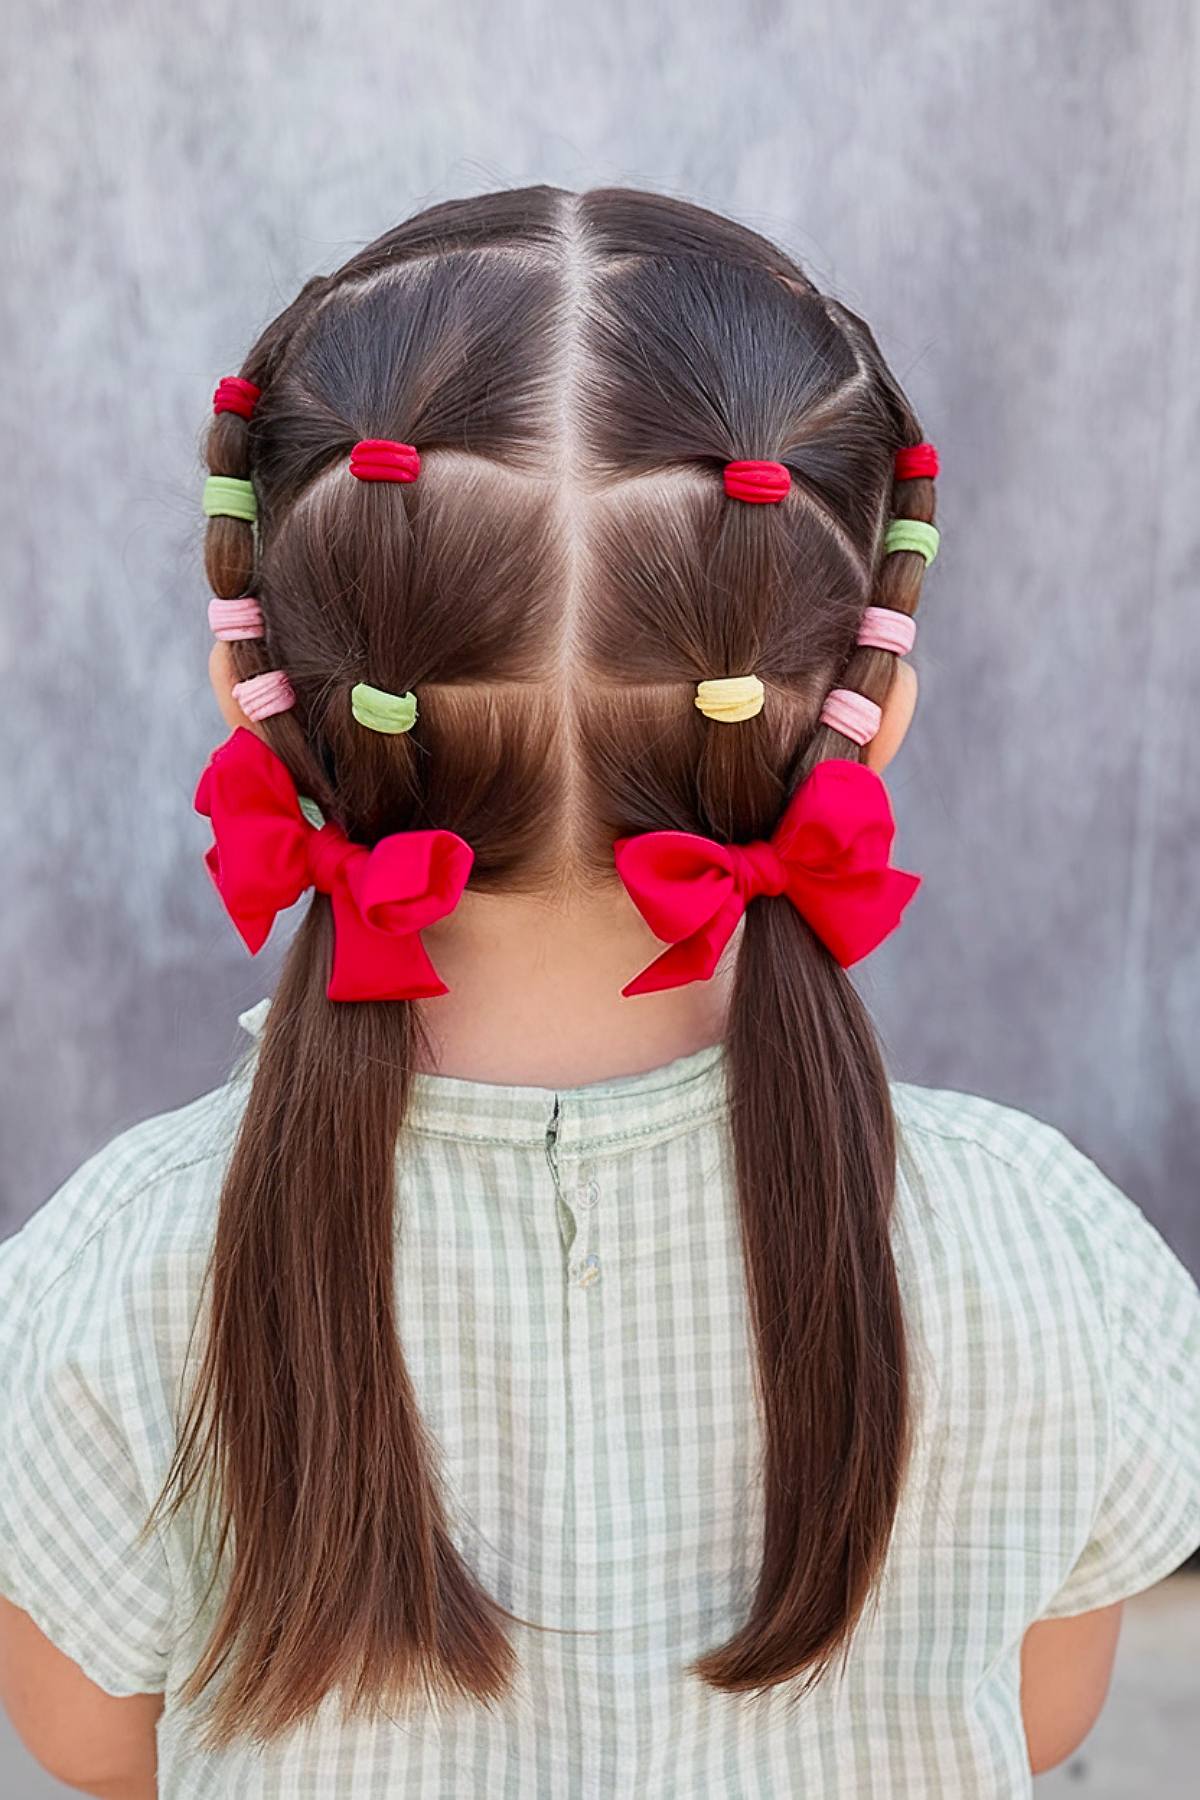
[2,996,1195,1795]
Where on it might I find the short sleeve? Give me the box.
[0,1177,174,1695]
[1037,1150,1200,1619]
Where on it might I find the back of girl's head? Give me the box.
[206,185,924,870]
[176,185,936,1747]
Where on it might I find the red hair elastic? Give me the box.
[212,376,261,420]
[894,442,939,481]
[723,460,791,503]
[614,760,920,994]
[349,439,421,483]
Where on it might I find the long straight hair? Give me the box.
[149,186,937,1747]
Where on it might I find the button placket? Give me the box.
[558,1146,602,1289]
[576,1170,601,1212]
[567,1170,601,1289]
[552,1111,603,1630]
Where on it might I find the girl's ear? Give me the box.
[208,639,264,737]
[865,658,917,774]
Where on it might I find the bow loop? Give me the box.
[194,727,473,1001]
[356,830,474,935]
[615,760,920,996]
[193,743,312,954]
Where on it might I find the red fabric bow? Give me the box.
[193,727,473,1001]
[613,760,920,996]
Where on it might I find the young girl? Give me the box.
[1,187,1197,1800]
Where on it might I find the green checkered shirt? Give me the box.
[2,996,1198,1797]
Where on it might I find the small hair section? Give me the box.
[694,674,765,723]
[212,376,262,420]
[350,681,418,734]
[349,439,421,484]
[723,460,791,503]
[894,442,939,481]
[883,518,939,566]
[819,688,882,746]
[856,607,916,656]
[208,596,265,642]
[232,669,295,722]
[203,475,258,522]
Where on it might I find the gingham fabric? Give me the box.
[2,995,1198,1798]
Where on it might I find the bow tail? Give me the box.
[788,866,922,967]
[326,889,449,1002]
[622,892,745,997]
[202,845,279,955]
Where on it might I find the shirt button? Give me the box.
[573,1253,602,1288]
[577,1178,601,1210]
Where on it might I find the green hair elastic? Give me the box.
[350,681,418,734]
[203,475,258,522]
[883,517,939,566]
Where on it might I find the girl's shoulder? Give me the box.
[0,1068,248,1697]
[0,1070,243,1341]
[0,1008,278,1331]
[889,1077,1200,1417]
[890,1076,1189,1285]
[889,1079,1200,1616]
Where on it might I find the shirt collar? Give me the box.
[237,997,727,1154]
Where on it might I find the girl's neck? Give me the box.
[414,885,731,1089]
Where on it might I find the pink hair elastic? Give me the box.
[820,687,882,745]
[213,376,261,420]
[857,606,916,655]
[349,439,421,483]
[232,670,295,722]
[723,460,791,503]
[894,442,938,481]
[208,595,264,641]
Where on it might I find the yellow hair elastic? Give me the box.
[694,674,765,723]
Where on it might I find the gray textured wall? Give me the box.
[2,0,1197,1270]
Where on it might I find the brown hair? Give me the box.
[150,185,937,1746]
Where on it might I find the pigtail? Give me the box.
[693,889,909,1693]
[156,273,541,1745]
[163,910,516,1746]
[691,442,930,1696]
[576,211,936,1696]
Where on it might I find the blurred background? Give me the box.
[1,1,1197,1791]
